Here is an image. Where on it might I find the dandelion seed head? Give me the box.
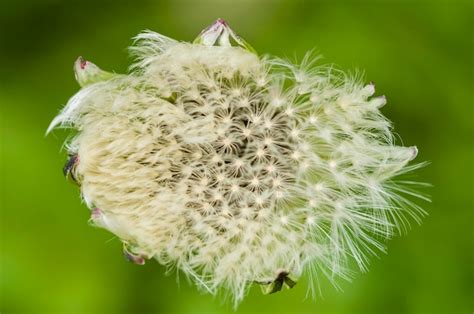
[48,19,427,307]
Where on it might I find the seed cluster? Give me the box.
[49,20,426,306]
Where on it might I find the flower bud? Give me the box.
[63,154,79,185]
[193,18,256,53]
[74,56,117,87]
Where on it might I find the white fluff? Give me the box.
[48,19,427,306]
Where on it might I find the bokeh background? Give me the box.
[1,0,472,313]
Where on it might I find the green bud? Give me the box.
[74,56,117,87]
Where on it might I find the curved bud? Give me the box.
[74,56,117,87]
[193,18,257,54]
[63,154,80,185]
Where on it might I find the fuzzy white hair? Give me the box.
[48,19,427,306]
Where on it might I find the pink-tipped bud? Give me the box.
[123,251,146,265]
[194,19,256,53]
[361,82,376,98]
[409,146,418,161]
[123,245,146,265]
[89,207,105,228]
[370,95,387,108]
[78,56,88,69]
[74,56,116,87]
[91,207,102,219]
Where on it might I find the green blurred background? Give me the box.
[1,0,472,313]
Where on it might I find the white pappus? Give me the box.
[48,18,428,307]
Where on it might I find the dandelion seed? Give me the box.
[255,196,265,206]
[264,119,274,129]
[256,148,266,158]
[266,163,277,174]
[271,97,285,107]
[48,18,427,307]
[291,151,301,160]
[230,184,240,193]
[314,183,325,192]
[251,177,260,186]
[290,128,300,138]
[306,216,315,225]
[241,127,252,138]
[263,137,273,145]
[215,173,225,182]
[211,154,222,163]
[308,115,318,124]
[285,107,295,116]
